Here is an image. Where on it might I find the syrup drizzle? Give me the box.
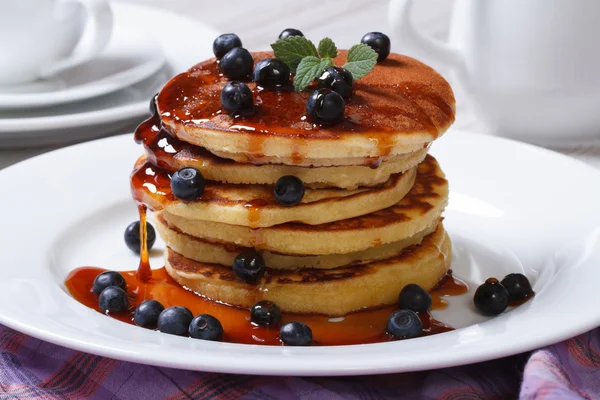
[137,205,152,282]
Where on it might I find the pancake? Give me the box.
[165,224,451,316]
[133,155,417,228]
[157,51,455,166]
[157,154,448,255]
[155,213,438,270]
[140,124,428,189]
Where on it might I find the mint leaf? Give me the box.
[294,56,333,91]
[343,43,378,80]
[271,36,318,73]
[318,37,337,59]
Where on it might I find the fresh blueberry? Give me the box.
[361,32,391,62]
[157,306,194,336]
[398,284,432,313]
[501,273,533,302]
[149,93,158,115]
[134,299,165,328]
[220,81,255,116]
[213,33,242,59]
[170,167,205,201]
[98,287,129,314]
[253,58,291,89]
[280,321,312,346]
[274,176,305,206]
[189,314,224,341]
[306,89,345,125]
[124,220,156,254]
[317,67,353,98]
[250,300,282,326]
[474,278,509,316]
[279,28,304,39]
[92,271,127,296]
[232,250,266,284]
[386,310,422,339]
[220,47,254,80]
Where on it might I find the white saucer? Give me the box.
[0,1,218,147]
[0,129,599,376]
[0,23,164,109]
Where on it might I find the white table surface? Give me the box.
[1,0,599,169]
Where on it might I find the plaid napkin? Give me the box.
[0,324,598,399]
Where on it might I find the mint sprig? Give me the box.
[272,36,378,92]
[343,44,378,80]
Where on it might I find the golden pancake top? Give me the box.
[156,51,455,162]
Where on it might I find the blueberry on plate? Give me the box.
[124,220,156,254]
[360,32,391,62]
[317,67,353,98]
[386,309,422,339]
[98,287,129,314]
[189,314,223,341]
[501,273,533,302]
[306,89,345,125]
[134,299,165,328]
[232,250,266,284]
[279,28,304,39]
[474,278,509,316]
[157,306,194,336]
[170,167,205,201]
[398,284,432,313]
[213,33,242,59]
[280,321,312,346]
[92,271,127,296]
[220,47,254,80]
[250,300,282,326]
[253,58,291,89]
[149,93,159,115]
[220,81,255,116]
[274,176,305,206]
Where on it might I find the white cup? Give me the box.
[0,0,113,86]
[389,0,600,144]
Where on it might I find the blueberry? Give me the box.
[474,278,509,316]
[306,89,345,125]
[317,67,353,98]
[220,81,255,116]
[398,284,432,313]
[250,300,282,326]
[157,306,194,336]
[232,250,266,284]
[170,167,205,201]
[149,93,158,115]
[386,310,422,339]
[134,299,165,328]
[274,176,305,206]
[189,314,223,341]
[98,287,129,314]
[278,28,304,39]
[280,321,312,346]
[213,33,242,59]
[361,32,391,62]
[220,47,254,80]
[92,271,127,296]
[501,273,533,302]
[253,58,291,89]
[124,220,156,254]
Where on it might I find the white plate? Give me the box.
[0,24,164,109]
[1,129,599,376]
[0,2,218,147]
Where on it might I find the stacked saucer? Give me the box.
[132,41,455,317]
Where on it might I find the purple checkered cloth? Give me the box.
[0,325,598,399]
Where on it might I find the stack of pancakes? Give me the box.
[133,51,455,317]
